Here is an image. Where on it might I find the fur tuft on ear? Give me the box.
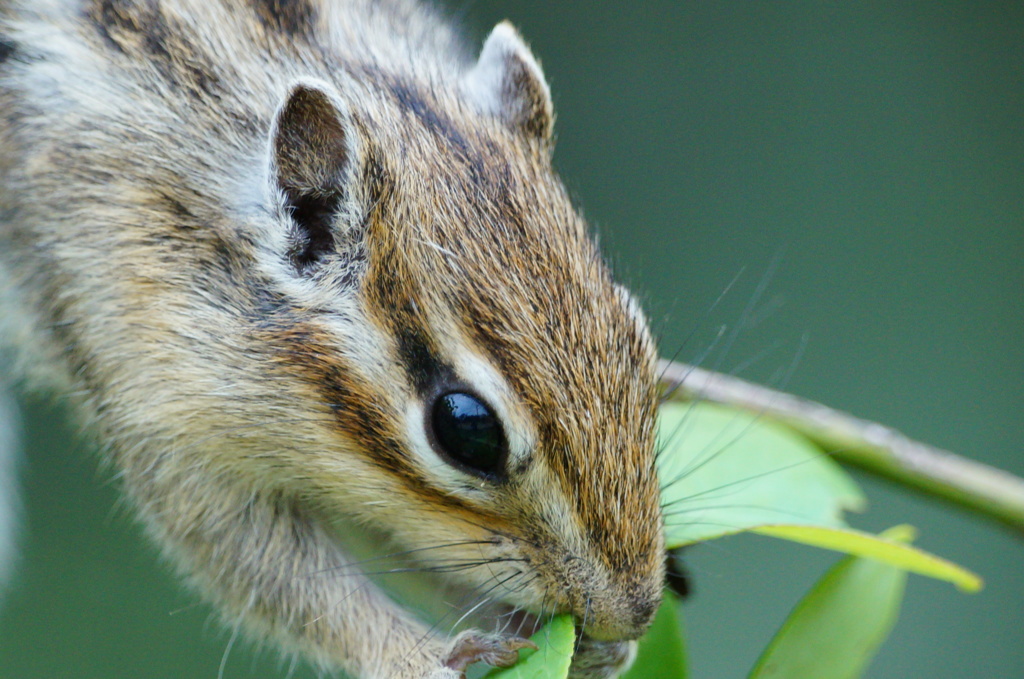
[270,78,356,269]
[462,21,554,143]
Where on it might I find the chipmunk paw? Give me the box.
[444,630,537,673]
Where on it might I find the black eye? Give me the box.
[429,391,508,480]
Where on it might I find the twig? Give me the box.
[658,359,1024,536]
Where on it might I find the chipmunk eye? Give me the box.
[429,391,507,480]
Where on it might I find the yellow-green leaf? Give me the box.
[752,524,982,592]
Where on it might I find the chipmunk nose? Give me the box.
[575,579,662,641]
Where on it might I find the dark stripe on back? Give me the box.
[248,0,317,36]
[87,0,135,54]
[389,80,473,164]
[84,0,170,62]
[0,38,14,66]
[86,0,226,102]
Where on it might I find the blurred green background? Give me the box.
[1,1,1021,677]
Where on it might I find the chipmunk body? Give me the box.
[0,1,664,677]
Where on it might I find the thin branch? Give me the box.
[658,358,1024,536]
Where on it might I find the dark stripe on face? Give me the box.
[394,306,456,397]
[263,320,509,526]
[263,322,426,484]
[356,155,458,397]
[370,269,457,398]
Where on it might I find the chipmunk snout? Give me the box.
[572,575,663,641]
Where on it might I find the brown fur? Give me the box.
[0,1,664,676]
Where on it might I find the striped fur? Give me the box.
[0,1,663,676]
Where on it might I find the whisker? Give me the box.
[657,264,747,390]
[661,449,833,511]
[658,324,727,407]
[658,332,810,495]
[351,557,528,579]
[515,586,546,639]
[661,252,785,415]
[416,504,542,552]
[662,517,764,533]
[303,577,376,628]
[447,571,523,635]
[218,616,243,679]
[725,337,787,380]
[658,402,774,494]
[299,539,501,579]
[662,500,836,521]
[575,595,592,654]
[283,652,300,679]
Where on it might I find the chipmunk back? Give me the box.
[0,1,664,676]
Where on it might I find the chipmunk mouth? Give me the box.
[487,582,659,643]
[474,569,662,643]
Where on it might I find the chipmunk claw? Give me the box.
[444,631,537,673]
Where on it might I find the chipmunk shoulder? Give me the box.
[0,1,665,677]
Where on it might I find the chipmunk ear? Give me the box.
[270,79,357,269]
[463,21,554,144]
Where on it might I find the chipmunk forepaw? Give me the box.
[444,630,537,672]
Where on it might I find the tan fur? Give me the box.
[0,1,664,677]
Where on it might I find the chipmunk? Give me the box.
[0,1,665,677]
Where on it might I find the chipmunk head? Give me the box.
[257,22,664,641]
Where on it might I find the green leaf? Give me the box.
[752,524,982,592]
[658,402,982,591]
[659,401,865,548]
[747,526,913,679]
[622,592,688,679]
[485,614,575,679]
